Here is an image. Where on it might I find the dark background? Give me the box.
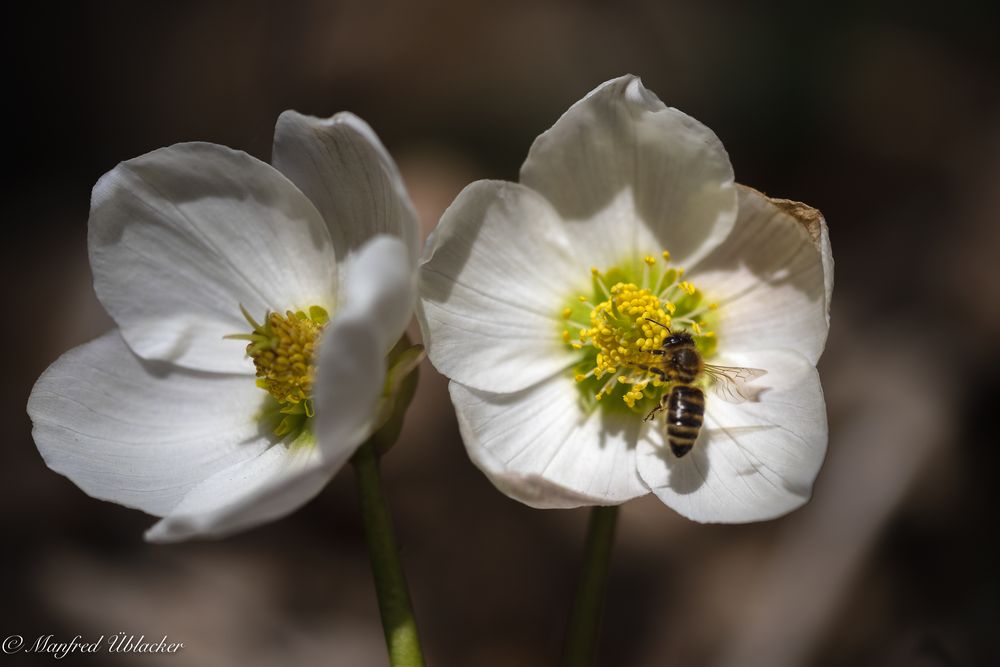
[4,1,999,665]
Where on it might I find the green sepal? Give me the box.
[369,334,424,457]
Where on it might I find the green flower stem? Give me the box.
[352,440,425,667]
[560,505,620,667]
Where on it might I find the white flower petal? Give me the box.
[89,142,338,374]
[145,439,335,543]
[520,74,737,268]
[272,111,421,266]
[27,331,271,517]
[418,180,579,394]
[763,190,835,326]
[314,235,416,456]
[690,186,832,364]
[636,349,827,523]
[450,376,649,508]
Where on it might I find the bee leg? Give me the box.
[638,364,667,379]
[650,349,665,356]
[643,397,667,422]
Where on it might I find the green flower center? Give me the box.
[561,251,718,414]
[228,304,329,437]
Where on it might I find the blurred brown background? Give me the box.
[4,1,1000,665]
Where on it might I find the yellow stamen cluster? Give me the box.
[228,305,329,436]
[249,311,323,406]
[580,282,671,381]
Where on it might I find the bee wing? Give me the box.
[703,364,767,404]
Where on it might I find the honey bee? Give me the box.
[640,318,766,458]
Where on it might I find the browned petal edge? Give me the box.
[736,183,833,322]
[736,183,826,246]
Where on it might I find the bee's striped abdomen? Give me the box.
[666,384,705,457]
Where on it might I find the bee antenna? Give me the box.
[643,317,671,333]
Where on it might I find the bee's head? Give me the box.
[642,317,695,348]
[663,331,694,348]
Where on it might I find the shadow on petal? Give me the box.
[648,423,786,496]
[661,439,712,496]
[136,327,210,370]
[596,408,643,451]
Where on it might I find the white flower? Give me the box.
[418,75,833,522]
[28,112,419,541]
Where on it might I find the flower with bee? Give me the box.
[418,75,832,522]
